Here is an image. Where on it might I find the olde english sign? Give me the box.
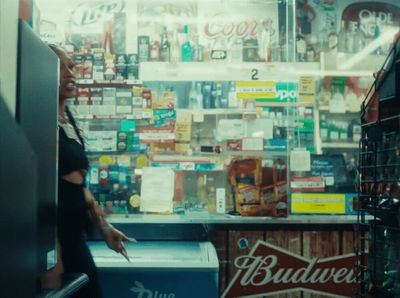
[222,240,360,298]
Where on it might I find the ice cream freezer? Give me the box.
[88,241,219,298]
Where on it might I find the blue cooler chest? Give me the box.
[88,241,219,298]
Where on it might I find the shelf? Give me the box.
[318,106,360,113]
[321,142,359,149]
[108,214,370,225]
[76,79,142,86]
[224,150,287,157]
[139,61,320,81]
[139,59,379,81]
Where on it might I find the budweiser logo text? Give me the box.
[222,240,361,297]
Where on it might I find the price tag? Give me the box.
[179,162,195,170]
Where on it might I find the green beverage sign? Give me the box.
[256,82,298,104]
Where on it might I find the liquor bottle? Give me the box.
[138,36,150,62]
[296,29,306,62]
[353,27,364,53]
[328,29,338,54]
[160,26,170,62]
[279,26,287,61]
[337,21,347,53]
[243,36,259,62]
[230,38,243,63]
[149,40,160,61]
[181,25,193,62]
[306,43,315,62]
[192,34,204,62]
[345,26,354,54]
[319,24,330,53]
[259,21,271,62]
[171,30,180,64]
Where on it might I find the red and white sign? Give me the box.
[290,176,325,192]
[139,127,175,144]
[222,240,360,298]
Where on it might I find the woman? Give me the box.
[50,44,134,297]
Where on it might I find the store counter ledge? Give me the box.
[106,214,371,225]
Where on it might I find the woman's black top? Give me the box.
[57,112,89,239]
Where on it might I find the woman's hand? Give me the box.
[102,226,136,261]
[83,187,137,260]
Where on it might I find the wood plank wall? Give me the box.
[209,225,356,298]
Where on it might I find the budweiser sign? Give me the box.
[222,240,361,298]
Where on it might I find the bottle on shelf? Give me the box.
[195,82,203,109]
[210,82,217,109]
[337,21,347,53]
[202,83,212,109]
[353,27,365,53]
[296,29,306,62]
[191,34,204,62]
[171,30,180,64]
[188,81,198,109]
[320,116,329,142]
[345,85,359,112]
[259,19,272,62]
[181,24,193,62]
[279,25,287,61]
[306,43,316,62]
[228,81,238,108]
[328,28,338,54]
[149,40,160,61]
[215,82,223,108]
[160,26,171,62]
[138,35,150,62]
[230,38,243,63]
[345,25,354,54]
[318,22,330,53]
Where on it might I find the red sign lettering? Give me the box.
[222,240,362,297]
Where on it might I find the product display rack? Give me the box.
[35,0,398,223]
[358,34,400,297]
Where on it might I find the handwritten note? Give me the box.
[140,167,174,213]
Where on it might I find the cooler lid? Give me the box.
[88,241,219,270]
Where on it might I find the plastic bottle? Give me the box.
[228,81,238,108]
[188,81,197,109]
[195,82,203,109]
[202,83,212,109]
[215,82,223,108]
